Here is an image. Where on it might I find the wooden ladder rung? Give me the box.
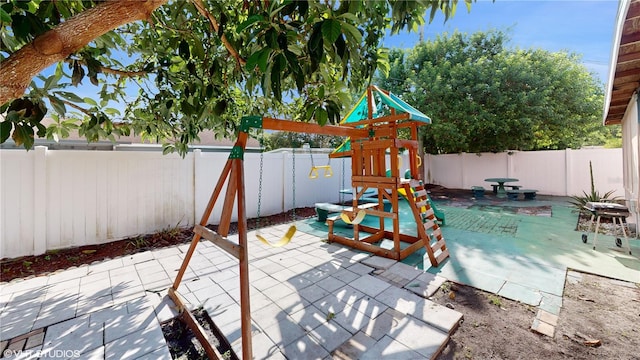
[431,237,446,251]
[423,207,435,218]
[414,189,428,198]
[424,219,436,229]
[435,249,450,265]
[430,227,442,239]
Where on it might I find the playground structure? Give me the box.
[168,85,449,359]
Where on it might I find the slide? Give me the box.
[398,187,446,225]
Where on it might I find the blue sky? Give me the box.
[52,0,620,116]
[383,0,620,85]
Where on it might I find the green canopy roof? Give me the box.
[332,86,431,156]
[340,85,431,125]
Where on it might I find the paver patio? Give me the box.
[0,225,461,359]
[1,195,638,359]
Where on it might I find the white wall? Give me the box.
[621,94,640,230]
[425,148,624,197]
[1,147,625,258]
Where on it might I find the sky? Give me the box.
[46,0,622,116]
[383,0,620,85]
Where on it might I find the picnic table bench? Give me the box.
[484,178,519,198]
[506,189,538,200]
[491,184,521,193]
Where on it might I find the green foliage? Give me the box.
[126,236,149,250]
[487,294,502,307]
[1,0,473,153]
[568,161,619,210]
[377,29,614,154]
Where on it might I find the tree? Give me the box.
[1,0,473,153]
[377,29,610,154]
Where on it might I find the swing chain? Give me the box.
[308,144,315,168]
[256,134,265,229]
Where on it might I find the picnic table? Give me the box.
[484,177,519,198]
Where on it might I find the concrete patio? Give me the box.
[0,225,462,359]
[1,195,639,359]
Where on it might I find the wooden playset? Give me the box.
[168,85,449,359]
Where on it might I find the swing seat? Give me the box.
[339,209,367,225]
[256,225,296,247]
[308,165,333,179]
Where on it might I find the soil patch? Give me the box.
[432,273,640,360]
[162,308,238,360]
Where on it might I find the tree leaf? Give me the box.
[321,19,341,44]
[0,7,11,23]
[49,96,66,116]
[83,97,98,106]
[236,14,263,33]
[55,91,83,102]
[0,121,12,143]
[339,21,362,43]
[246,48,271,72]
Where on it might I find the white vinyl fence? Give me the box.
[0,147,359,259]
[424,148,624,197]
[0,147,623,258]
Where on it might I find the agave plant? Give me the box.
[568,161,620,210]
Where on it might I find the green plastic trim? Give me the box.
[240,116,263,132]
[229,145,244,159]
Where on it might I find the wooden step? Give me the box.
[434,249,450,265]
[414,189,428,198]
[423,219,436,230]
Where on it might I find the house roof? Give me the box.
[604,0,640,125]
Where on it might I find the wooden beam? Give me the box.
[328,234,400,260]
[261,117,366,138]
[234,158,253,360]
[194,225,240,259]
[217,165,238,236]
[168,288,223,360]
[400,241,427,259]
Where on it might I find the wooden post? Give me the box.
[234,158,253,360]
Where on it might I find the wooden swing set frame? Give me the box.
[168,86,449,359]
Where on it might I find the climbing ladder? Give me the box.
[402,179,450,267]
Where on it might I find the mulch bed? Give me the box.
[0,207,316,283]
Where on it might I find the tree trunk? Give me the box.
[0,0,168,105]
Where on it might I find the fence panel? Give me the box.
[511,150,567,195]
[424,149,624,197]
[0,147,625,258]
[0,150,36,258]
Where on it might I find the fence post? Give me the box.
[33,146,47,255]
[565,148,572,197]
[193,149,202,225]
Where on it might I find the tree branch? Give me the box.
[63,59,148,78]
[191,0,246,67]
[49,95,92,115]
[0,0,168,105]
